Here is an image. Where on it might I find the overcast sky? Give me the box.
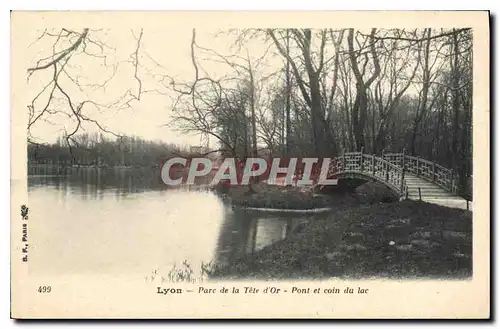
[25,27,254,147]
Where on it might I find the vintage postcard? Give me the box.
[10,11,490,319]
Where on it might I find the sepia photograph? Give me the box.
[10,11,489,319]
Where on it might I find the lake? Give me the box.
[27,168,328,280]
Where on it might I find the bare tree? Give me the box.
[371,29,420,154]
[347,28,381,151]
[268,28,337,156]
[27,28,145,160]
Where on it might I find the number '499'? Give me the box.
[38,286,51,293]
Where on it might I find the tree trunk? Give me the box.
[285,29,291,156]
[451,29,461,171]
[347,28,380,152]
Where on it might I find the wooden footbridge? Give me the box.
[323,151,471,209]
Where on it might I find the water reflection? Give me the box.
[214,208,324,265]
[28,166,166,195]
[28,170,328,277]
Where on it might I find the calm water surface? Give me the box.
[28,169,328,277]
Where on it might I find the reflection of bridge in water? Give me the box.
[320,152,471,210]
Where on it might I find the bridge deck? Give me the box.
[404,173,472,211]
[323,152,471,211]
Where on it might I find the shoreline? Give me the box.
[233,206,333,213]
[209,200,473,280]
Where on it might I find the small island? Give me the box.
[218,180,399,211]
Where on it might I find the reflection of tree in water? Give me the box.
[214,209,323,265]
[28,170,333,274]
[28,167,171,202]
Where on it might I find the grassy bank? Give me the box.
[231,188,334,210]
[209,200,472,280]
[223,183,385,210]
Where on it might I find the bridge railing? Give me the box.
[381,153,403,167]
[332,152,406,196]
[343,152,362,171]
[384,153,459,194]
[328,151,467,198]
[377,157,404,193]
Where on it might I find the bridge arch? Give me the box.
[314,152,406,197]
[318,171,403,197]
[314,152,465,201]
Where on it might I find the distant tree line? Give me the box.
[28,133,186,167]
